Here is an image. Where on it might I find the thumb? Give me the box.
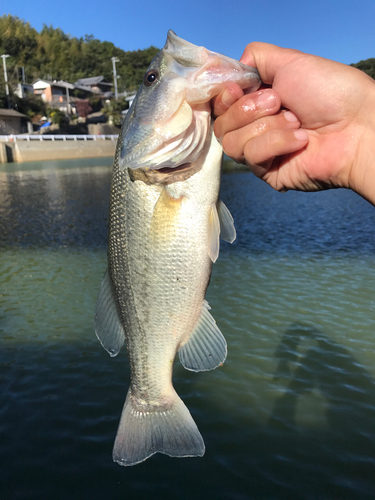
[240,42,303,85]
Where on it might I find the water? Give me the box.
[1,159,375,499]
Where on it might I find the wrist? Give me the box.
[347,79,375,205]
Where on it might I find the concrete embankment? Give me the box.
[0,139,117,163]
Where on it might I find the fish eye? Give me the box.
[144,69,159,87]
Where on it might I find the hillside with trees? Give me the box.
[0,14,159,93]
[0,14,374,123]
[351,58,375,80]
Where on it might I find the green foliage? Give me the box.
[88,96,103,113]
[0,87,9,108]
[14,94,46,118]
[103,97,128,127]
[0,14,159,92]
[48,108,69,127]
[351,58,375,80]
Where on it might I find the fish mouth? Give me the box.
[128,160,202,186]
[157,163,190,174]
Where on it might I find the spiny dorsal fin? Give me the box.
[95,268,125,357]
[178,300,227,372]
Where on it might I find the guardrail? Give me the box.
[0,134,119,142]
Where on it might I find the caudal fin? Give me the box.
[112,389,205,466]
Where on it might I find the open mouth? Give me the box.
[158,163,190,174]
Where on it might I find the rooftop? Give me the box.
[75,76,112,87]
[0,109,28,119]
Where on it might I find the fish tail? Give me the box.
[112,389,205,466]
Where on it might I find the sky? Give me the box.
[3,0,375,65]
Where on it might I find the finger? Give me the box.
[212,83,244,117]
[214,88,280,141]
[244,128,309,170]
[222,110,301,162]
[239,42,303,85]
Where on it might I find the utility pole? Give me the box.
[65,84,71,115]
[111,56,120,100]
[1,54,10,109]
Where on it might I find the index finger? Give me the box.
[212,83,245,117]
[214,88,281,140]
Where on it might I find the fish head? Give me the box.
[119,30,261,172]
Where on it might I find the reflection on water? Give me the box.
[1,160,375,499]
[270,323,375,436]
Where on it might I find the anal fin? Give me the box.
[178,300,227,372]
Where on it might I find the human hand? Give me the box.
[213,43,375,204]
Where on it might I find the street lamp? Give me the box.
[1,54,10,109]
[111,56,120,100]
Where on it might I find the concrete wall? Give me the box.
[0,140,117,163]
[0,142,14,163]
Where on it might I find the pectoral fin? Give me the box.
[208,203,220,263]
[218,200,236,243]
[95,268,125,357]
[178,300,227,372]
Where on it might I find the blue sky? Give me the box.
[4,0,375,65]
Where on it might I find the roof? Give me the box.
[32,79,75,90]
[75,76,112,87]
[74,84,94,93]
[0,109,28,119]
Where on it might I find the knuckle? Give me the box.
[222,132,240,159]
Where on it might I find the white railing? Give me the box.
[0,134,119,142]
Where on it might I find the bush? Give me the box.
[76,99,93,118]
[88,96,103,113]
[15,94,46,118]
[103,98,128,127]
[49,108,69,128]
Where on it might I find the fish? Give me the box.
[95,30,261,466]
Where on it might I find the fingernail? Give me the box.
[256,91,276,110]
[294,129,309,141]
[284,111,299,122]
[221,87,237,107]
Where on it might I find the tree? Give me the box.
[351,58,375,80]
[0,14,160,91]
[76,99,92,118]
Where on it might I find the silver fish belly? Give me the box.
[95,30,261,466]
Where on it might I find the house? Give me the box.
[14,83,35,99]
[0,109,33,134]
[74,76,113,95]
[126,93,136,108]
[32,79,77,114]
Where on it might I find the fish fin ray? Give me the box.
[113,389,205,466]
[208,203,220,263]
[218,200,236,243]
[94,268,125,357]
[178,300,227,372]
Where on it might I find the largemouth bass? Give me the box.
[95,30,261,466]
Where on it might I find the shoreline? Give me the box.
[0,137,117,164]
